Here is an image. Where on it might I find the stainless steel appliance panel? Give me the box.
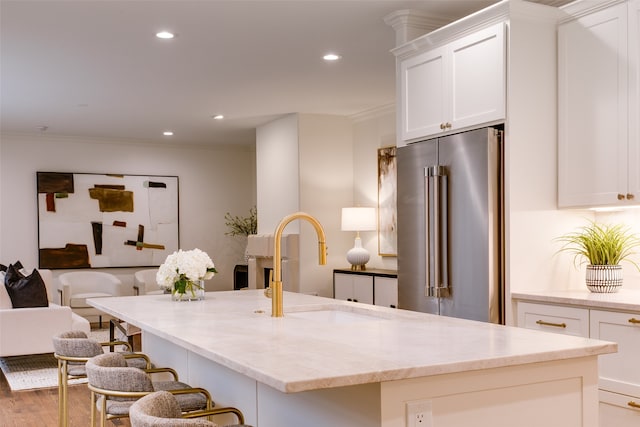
[397,139,439,315]
[397,127,503,323]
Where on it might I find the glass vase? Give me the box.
[172,279,205,301]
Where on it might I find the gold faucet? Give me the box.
[267,212,327,317]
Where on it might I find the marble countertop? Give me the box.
[89,290,616,393]
[512,289,640,312]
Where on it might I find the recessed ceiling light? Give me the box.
[163,131,174,136]
[323,53,341,61]
[156,31,175,39]
[212,115,224,120]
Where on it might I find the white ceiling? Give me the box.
[0,0,570,146]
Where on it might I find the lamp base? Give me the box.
[346,237,370,270]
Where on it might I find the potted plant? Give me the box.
[556,221,640,293]
[224,207,257,262]
[224,206,257,237]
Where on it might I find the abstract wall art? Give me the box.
[37,172,179,269]
[377,147,397,257]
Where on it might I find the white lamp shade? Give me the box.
[341,207,376,232]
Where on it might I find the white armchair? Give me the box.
[133,269,164,295]
[59,271,123,327]
[0,269,90,357]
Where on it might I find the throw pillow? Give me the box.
[4,264,49,308]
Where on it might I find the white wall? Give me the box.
[352,106,398,271]
[298,114,354,296]
[255,114,300,234]
[254,110,398,298]
[0,133,256,293]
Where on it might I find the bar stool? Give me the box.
[52,330,150,427]
[86,352,213,427]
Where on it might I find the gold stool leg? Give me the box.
[100,393,106,427]
[90,390,96,427]
[57,359,64,427]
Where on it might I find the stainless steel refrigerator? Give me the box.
[397,126,504,324]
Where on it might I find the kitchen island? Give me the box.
[90,290,616,427]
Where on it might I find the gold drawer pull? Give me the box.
[629,318,640,324]
[628,401,640,409]
[536,320,567,328]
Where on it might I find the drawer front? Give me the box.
[599,390,640,426]
[517,302,589,337]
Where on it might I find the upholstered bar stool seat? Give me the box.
[52,330,150,427]
[86,353,213,426]
[130,390,251,427]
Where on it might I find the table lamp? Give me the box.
[341,207,377,270]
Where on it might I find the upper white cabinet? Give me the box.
[398,23,505,143]
[558,1,640,208]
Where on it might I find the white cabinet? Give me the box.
[558,1,640,208]
[516,299,640,425]
[373,276,398,308]
[398,22,505,143]
[600,390,640,425]
[592,309,640,422]
[333,273,373,305]
[591,309,640,399]
[333,269,397,307]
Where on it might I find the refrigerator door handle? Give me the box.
[426,166,450,298]
[424,167,432,297]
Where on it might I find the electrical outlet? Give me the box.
[406,400,432,427]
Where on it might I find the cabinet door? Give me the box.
[590,309,640,398]
[352,275,374,304]
[449,22,505,131]
[399,47,447,142]
[334,273,352,301]
[373,277,398,308]
[629,0,640,200]
[558,4,629,207]
[517,302,589,337]
[333,273,373,304]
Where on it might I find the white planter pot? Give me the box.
[585,264,623,293]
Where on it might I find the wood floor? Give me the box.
[0,362,131,427]
[0,322,132,427]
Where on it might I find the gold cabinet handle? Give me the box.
[627,193,635,200]
[628,318,640,324]
[536,320,567,328]
[628,401,640,409]
[440,123,446,130]
[618,194,626,200]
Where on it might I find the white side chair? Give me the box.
[58,271,122,328]
[133,269,164,295]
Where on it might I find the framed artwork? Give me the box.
[377,147,397,257]
[37,172,179,269]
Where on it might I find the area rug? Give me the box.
[0,328,110,391]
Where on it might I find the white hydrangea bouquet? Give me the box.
[157,248,217,301]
